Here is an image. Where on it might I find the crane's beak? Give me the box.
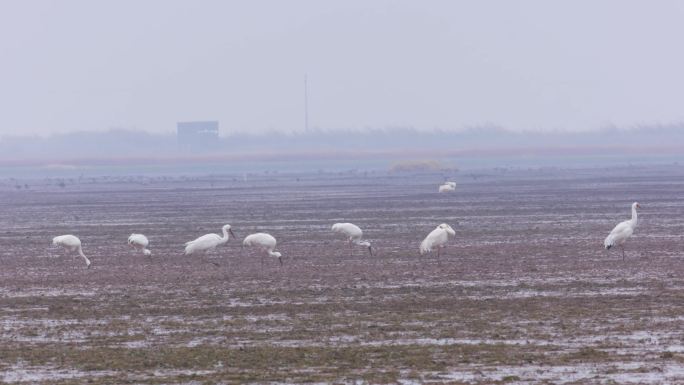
[636,203,641,209]
[229,229,236,239]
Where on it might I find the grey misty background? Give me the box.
[2,125,684,161]
[1,1,684,169]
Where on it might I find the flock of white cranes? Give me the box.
[52,223,362,269]
[51,181,641,269]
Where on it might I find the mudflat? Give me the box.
[1,165,683,384]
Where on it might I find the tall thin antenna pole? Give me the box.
[304,74,309,133]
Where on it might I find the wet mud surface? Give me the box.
[1,166,683,384]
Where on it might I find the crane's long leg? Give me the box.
[621,245,625,261]
[204,251,219,267]
[279,255,283,266]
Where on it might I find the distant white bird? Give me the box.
[420,223,456,258]
[331,222,373,256]
[184,224,235,255]
[604,202,640,260]
[242,232,283,266]
[128,233,151,256]
[52,234,91,268]
[438,182,456,193]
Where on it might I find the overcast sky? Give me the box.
[1,0,684,136]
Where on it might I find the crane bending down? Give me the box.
[604,202,640,260]
[420,223,456,258]
[331,223,373,256]
[184,224,235,255]
[438,181,456,193]
[128,233,151,256]
[242,232,282,266]
[52,235,91,268]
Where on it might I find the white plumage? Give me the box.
[52,234,91,268]
[128,233,151,256]
[604,202,640,260]
[438,182,456,193]
[243,232,283,266]
[184,224,235,255]
[331,222,373,256]
[420,223,456,257]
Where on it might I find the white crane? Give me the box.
[438,182,456,193]
[242,232,283,266]
[184,224,235,256]
[128,233,151,256]
[420,223,456,258]
[52,235,91,268]
[331,222,373,256]
[604,202,640,260]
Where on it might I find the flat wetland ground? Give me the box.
[1,165,684,384]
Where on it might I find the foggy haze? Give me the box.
[2,125,683,171]
[2,0,684,137]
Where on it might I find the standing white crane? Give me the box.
[331,223,373,256]
[52,235,91,268]
[420,223,456,258]
[438,182,456,193]
[128,233,151,256]
[242,232,283,266]
[604,202,640,260]
[184,224,235,255]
